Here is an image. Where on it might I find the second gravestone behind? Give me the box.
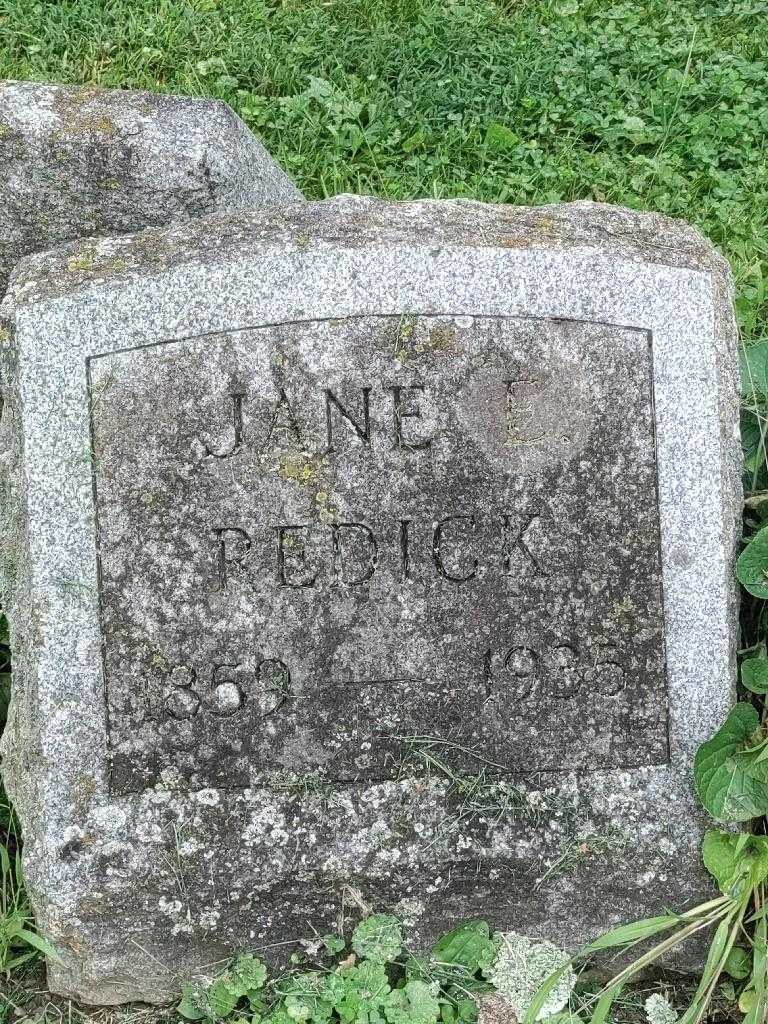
[0,198,739,1003]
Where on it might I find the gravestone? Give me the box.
[0,79,302,295]
[0,197,739,1004]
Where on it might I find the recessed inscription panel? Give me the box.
[90,314,668,794]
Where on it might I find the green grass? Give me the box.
[0,0,766,336]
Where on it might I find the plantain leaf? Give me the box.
[432,921,494,972]
[738,526,768,598]
[743,658,768,694]
[694,704,768,821]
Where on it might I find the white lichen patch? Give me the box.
[194,789,220,806]
[135,819,163,843]
[487,932,576,1021]
[645,994,678,1024]
[158,896,184,918]
[241,805,289,847]
[198,909,221,931]
[392,897,425,927]
[91,804,127,831]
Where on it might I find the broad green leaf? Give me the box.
[431,921,494,972]
[355,959,391,1001]
[702,831,754,893]
[322,934,346,956]
[743,658,768,694]
[724,946,752,980]
[694,704,768,821]
[403,980,441,1023]
[456,999,478,1023]
[738,527,768,598]
[742,409,766,478]
[740,989,758,1014]
[743,993,767,1024]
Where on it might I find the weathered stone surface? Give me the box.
[0,197,739,1004]
[0,79,302,295]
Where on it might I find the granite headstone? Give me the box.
[0,197,739,1003]
[0,79,302,295]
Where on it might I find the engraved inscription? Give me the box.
[89,314,668,793]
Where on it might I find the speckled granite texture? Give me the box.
[0,197,740,1004]
[0,79,302,295]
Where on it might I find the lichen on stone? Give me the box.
[278,451,321,484]
[67,251,95,273]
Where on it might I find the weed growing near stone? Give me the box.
[397,735,556,837]
[177,917,499,1024]
[0,795,58,974]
